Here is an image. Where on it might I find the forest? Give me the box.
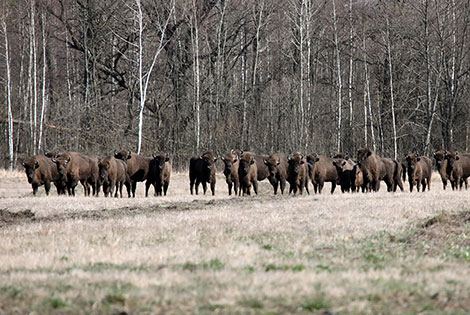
[1,0,469,170]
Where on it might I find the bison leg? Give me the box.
[210,181,216,196]
[252,180,258,195]
[44,181,51,196]
[32,183,39,196]
[272,180,278,195]
[227,182,232,195]
[190,177,195,195]
[201,181,208,195]
[145,180,152,197]
[421,179,427,192]
[131,181,137,197]
[164,181,169,196]
[195,179,201,195]
[280,179,286,195]
[305,180,310,195]
[125,181,131,198]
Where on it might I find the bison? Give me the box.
[306,154,338,194]
[98,156,130,197]
[382,157,404,192]
[52,152,99,196]
[405,154,432,192]
[146,152,171,197]
[189,151,217,195]
[433,150,449,190]
[333,158,356,193]
[221,151,240,196]
[445,152,470,190]
[263,153,288,195]
[356,148,400,192]
[238,151,258,195]
[114,150,151,197]
[22,155,66,196]
[287,153,309,195]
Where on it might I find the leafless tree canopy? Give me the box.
[1,0,470,169]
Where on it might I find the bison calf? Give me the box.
[146,152,171,197]
[189,151,217,195]
[221,151,240,196]
[238,152,258,196]
[98,156,130,197]
[264,153,288,195]
[405,154,432,192]
[287,153,309,195]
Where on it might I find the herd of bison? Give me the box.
[19,148,468,198]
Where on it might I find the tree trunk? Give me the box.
[2,17,14,169]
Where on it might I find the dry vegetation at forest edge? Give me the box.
[1,171,470,313]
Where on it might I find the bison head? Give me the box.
[22,159,40,184]
[51,154,71,182]
[238,153,255,177]
[405,154,421,175]
[357,148,373,162]
[264,157,281,178]
[200,152,217,172]
[114,150,132,161]
[445,151,459,172]
[287,153,304,176]
[153,152,169,171]
[98,159,112,183]
[222,154,238,177]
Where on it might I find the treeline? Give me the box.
[1,0,470,170]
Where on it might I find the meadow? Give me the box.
[1,169,470,314]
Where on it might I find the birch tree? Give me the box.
[135,0,175,154]
[1,12,13,169]
[332,0,343,152]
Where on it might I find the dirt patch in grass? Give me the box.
[401,210,470,255]
[0,198,264,228]
[0,209,35,227]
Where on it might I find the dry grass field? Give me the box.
[1,169,470,314]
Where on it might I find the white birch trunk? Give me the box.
[363,36,376,151]
[30,0,38,154]
[333,0,342,152]
[38,13,47,152]
[135,0,174,154]
[385,16,397,159]
[2,18,14,170]
[191,0,200,153]
[348,0,353,131]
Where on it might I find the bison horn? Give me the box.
[152,152,157,159]
[114,150,118,156]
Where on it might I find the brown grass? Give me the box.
[1,170,470,313]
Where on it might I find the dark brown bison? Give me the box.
[189,151,217,195]
[445,152,470,190]
[22,155,66,196]
[405,154,432,192]
[221,151,239,196]
[333,158,356,193]
[382,157,404,192]
[146,152,171,197]
[52,152,99,196]
[114,150,151,197]
[98,156,130,197]
[238,151,258,196]
[287,153,309,195]
[254,154,270,182]
[306,154,338,194]
[353,164,364,192]
[356,148,400,192]
[264,153,288,195]
[433,150,449,190]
